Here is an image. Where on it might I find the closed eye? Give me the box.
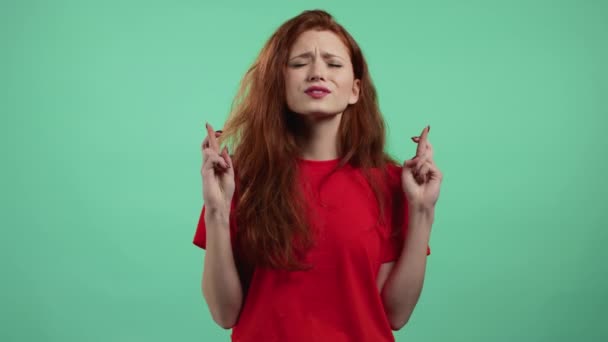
[289,63,342,68]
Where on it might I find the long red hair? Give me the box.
[218,9,401,271]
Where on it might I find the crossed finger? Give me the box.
[202,130,223,150]
[410,126,434,183]
[414,125,430,157]
[205,123,221,152]
[412,138,433,159]
[411,126,433,161]
[202,123,229,171]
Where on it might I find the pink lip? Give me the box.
[305,86,331,99]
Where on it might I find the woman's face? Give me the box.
[284,30,360,117]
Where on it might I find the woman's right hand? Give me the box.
[201,122,235,217]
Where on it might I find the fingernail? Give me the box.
[428,125,431,132]
[205,122,209,129]
[216,130,223,133]
[411,136,418,142]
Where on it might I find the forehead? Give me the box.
[289,30,350,58]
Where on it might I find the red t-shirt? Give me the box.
[193,158,430,341]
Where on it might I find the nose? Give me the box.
[307,61,325,82]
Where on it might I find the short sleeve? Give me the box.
[380,233,401,263]
[192,205,208,249]
[380,235,431,263]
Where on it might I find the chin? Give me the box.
[293,106,344,117]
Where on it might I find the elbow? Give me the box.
[208,300,241,329]
[390,320,406,332]
[384,288,423,331]
[389,315,410,331]
[213,314,238,330]
[209,298,240,329]
[202,287,242,329]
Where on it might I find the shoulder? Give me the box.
[385,161,402,178]
[382,161,403,189]
[344,160,402,187]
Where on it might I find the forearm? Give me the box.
[202,211,243,329]
[381,208,433,330]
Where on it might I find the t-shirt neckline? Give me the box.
[296,157,340,167]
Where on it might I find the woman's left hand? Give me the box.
[401,125,443,211]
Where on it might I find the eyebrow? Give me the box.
[288,51,345,61]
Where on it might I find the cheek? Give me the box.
[334,71,353,87]
[285,83,298,101]
[284,73,301,93]
[284,75,304,110]
[284,76,295,99]
[335,77,354,97]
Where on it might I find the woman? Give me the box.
[194,9,443,342]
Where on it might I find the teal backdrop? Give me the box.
[3,0,607,341]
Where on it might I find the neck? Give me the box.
[296,112,342,161]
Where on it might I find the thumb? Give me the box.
[402,157,419,185]
[403,156,419,170]
[221,146,231,168]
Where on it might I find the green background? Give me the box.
[3,0,607,341]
